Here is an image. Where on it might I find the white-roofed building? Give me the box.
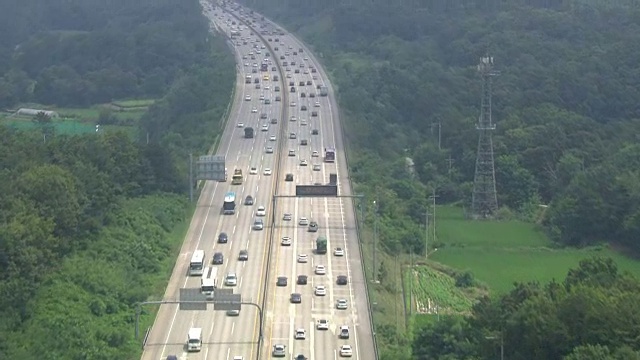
[15,108,59,118]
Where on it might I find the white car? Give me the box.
[281,237,292,246]
[315,265,326,275]
[299,217,309,226]
[264,85,270,90]
[249,166,258,175]
[314,101,321,107]
[264,168,272,175]
[266,146,274,153]
[340,345,353,357]
[251,108,258,113]
[290,101,297,107]
[262,124,269,131]
[315,285,326,296]
[259,94,265,100]
[290,115,297,122]
[237,122,244,127]
[245,95,251,101]
[225,273,238,286]
[334,247,345,256]
[316,319,329,330]
[312,151,319,157]
[300,120,307,126]
[313,164,321,171]
[294,328,306,340]
[336,299,348,310]
[270,135,277,141]
[283,213,292,221]
[256,206,266,216]
[299,159,308,166]
[297,254,308,263]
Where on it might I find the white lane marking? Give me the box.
[309,320,316,360]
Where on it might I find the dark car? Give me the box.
[285,173,294,181]
[300,139,308,146]
[238,249,249,261]
[297,275,308,285]
[337,275,348,285]
[306,80,312,85]
[311,111,318,117]
[213,252,224,265]
[277,276,288,286]
[167,356,178,360]
[299,81,305,86]
[301,105,307,111]
[309,92,316,98]
[294,355,307,360]
[311,129,319,135]
[308,221,318,232]
[300,92,306,98]
[245,195,254,205]
[290,293,302,303]
[218,232,228,243]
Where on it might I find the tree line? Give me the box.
[0,0,235,358]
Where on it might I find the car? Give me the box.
[334,247,345,256]
[307,80,312,85]
[315,265,326,275]
[315,285,327,296]
[311,111,318,117]
[270,135,277,141]
[225,273,238,286]
[233,356,244,360]
[281,236,292,246]
[311,129,319,135]
[313,164,321,171]
[244,195,255,206]
[290,115,297,121]
[309,221,318,232]
[261,124,269,131]
[167,355,178,360]
[266,146,274,153]
[340,345,353,357]
[299,217,309,226]
[339,325,350,339]
[336,299,348,310]
[218,232,228,243]
[226,308,240,316]
[249,166,258,175]
[297,275,308,285]
[289,133,297,139]
[238,249,249,261]
[263,168,272,175]
[213,252,224,265]
[312,150,319,157]
[300,120,307,126]
[275,95,281,101]
[295,69,300,74]
[259,94,265,100]
[310,92,316,97]
[314,101,321,107]
[237,122,244,127]
[300,92,306,98]
[256,205,266,216]
[297,254,308,263]
[272,344,286,357]
[300,159,308,166]
[290,293,302,303]
[290,101,297,107]
[294,355,307,360]
[301,139,308,146]
[277,276,288,286]
[288,149,296,156]
[271,118,278,124]
[253,218,264,230]
[316,319,329,330]
[301,105,308,111]
[251,107,257,113]
[245,95,251,101]
[260,113,267,119]
[337,275,348,285]
[285,173,294,181]
[295,328,306,340]
[283,213,292,221]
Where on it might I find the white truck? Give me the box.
[187,328,202,352]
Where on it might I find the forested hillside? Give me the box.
[0,0,235,358]
[243,0,640,251]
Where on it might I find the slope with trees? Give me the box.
[0,0,235,358]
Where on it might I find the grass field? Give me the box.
[112,99,155,108]
[429,206,640,294]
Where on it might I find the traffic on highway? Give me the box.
[141,1,375,359]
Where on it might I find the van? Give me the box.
[187,328,202,352]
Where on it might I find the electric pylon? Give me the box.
[471,56,499,219]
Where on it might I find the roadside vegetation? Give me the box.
[244,0,640,358]
[0,0,235,358]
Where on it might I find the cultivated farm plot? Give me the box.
[408,266,474,315]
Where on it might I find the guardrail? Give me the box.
[245,9,380,360]
[220,6,289,360]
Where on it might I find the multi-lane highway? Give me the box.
[141,1,375,359]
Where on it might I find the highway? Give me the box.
[141,1,376,359]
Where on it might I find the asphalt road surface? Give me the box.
[141,2,376,360]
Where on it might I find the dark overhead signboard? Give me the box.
[296,185,338,197]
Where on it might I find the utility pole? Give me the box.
[373,199,378,283]
[429,189,439,247]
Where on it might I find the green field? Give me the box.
[112,99,155,108]
[429,206,640,294]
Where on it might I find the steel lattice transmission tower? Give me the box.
[471,56,499,219]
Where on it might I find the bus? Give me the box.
[324,147,336,163]
[223,192,236,215]
[189,250,205,276]
[201,267,218,299]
